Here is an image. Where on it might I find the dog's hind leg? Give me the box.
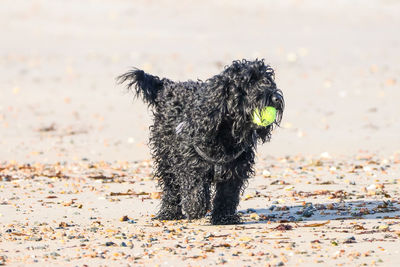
[153,161,185,220]
[155,179,184,220]
[179,166,212,220]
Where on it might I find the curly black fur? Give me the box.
[117,59,284,225]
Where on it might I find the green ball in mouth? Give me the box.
[252,106,277,127]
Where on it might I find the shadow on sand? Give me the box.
[239,199,400,224]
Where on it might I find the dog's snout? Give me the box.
[270,93,283,108]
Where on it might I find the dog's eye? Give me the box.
[260,77,271,86]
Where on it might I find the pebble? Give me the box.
[50,252,60,257]
[344,236,356,244]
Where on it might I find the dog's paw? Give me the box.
[211,214,242,225]
[152,211,185,221]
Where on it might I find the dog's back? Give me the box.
[117,69,202,113]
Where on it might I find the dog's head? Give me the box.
[207,59,284,144]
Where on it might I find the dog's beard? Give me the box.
[224,88,284,147]
[226,106,283,147]
[254,126,272,144]
[252,105,283,144]
[253,89,284,143]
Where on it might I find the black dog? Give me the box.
[118,59,284,225]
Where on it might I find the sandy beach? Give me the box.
[1,0,400,266]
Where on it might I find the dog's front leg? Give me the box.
[211,175,244,225]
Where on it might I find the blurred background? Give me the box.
[1,0,399,162]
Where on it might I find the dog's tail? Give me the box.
[117,68,167,107]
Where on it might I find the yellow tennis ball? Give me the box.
[252,106,277,127]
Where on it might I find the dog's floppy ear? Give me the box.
[205,62,248,120]
[191,74,230,139]
[117,68,169,107]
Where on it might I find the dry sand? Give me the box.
[1,0,400,266]
[1,154,400,266]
